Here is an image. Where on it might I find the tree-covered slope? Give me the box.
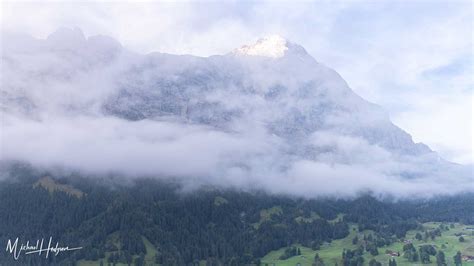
[0,171,472,265]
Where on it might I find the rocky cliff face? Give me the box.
[100,34,431,156]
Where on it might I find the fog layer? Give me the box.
[1,28,472,198]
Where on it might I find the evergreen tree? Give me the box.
[413,251,419,262]
[313,253,325,266]
[420,249,430,264]
[388,259,395,266]
[453,251,462,266]
[352,236,359,245]
[415,232,423,240]
[311,240,321,251]
[368,245,378,256]
[369,259,381,266]
[436,250,446,266]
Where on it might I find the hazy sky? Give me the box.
[1,0,472,164]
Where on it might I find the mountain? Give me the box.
[103,34,431,156]
[0,28,471,197]
[0,28,473,266]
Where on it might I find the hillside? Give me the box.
[0,171,472,265]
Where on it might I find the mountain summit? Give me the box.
[234,35,308,58]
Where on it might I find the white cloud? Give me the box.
[393,92,473,164]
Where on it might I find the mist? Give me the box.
[1,28,472,199]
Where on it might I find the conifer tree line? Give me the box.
[0,166,472,265]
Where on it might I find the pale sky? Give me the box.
[1,0,472,164]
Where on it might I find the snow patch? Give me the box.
[235,35,289,58]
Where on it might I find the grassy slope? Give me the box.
[295,211,321,224]
[253,206,283,229]
[261,223,474,266]
[33,176,85,198]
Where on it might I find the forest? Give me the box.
[0,164,472,265]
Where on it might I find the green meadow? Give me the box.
[261,223,474,266]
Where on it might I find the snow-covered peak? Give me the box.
[234,35,292,58]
